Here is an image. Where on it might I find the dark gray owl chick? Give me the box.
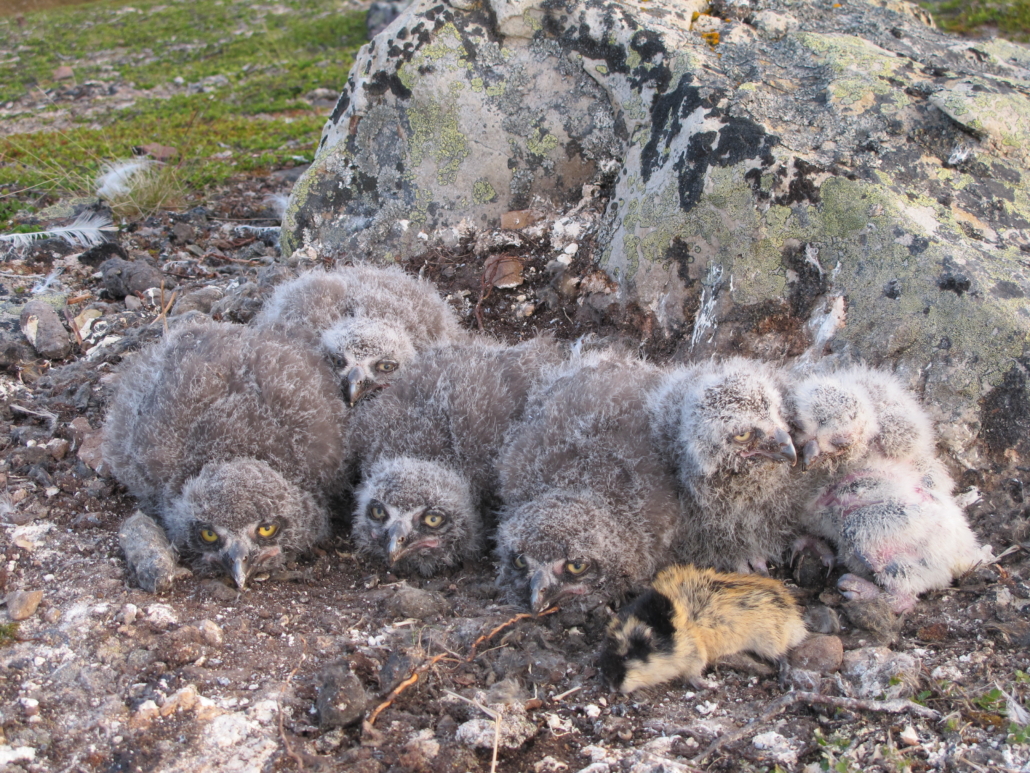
[103,321,349,589]
[496,348,683,613]
[649,358,798,574]
[349,337,563,576]
[252,264,465,404]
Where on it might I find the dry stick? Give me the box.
[691,691,941,765]
[444,690,502,773]
[467,606,559,661]
[278,638,309,770]
[367,607,560,728]
[367,651,450,727]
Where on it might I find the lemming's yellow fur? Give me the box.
[607,565,807,692]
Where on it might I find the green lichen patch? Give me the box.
[799,32,912,114]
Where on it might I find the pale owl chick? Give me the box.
[788,365,935,475]
[649,358,798,574]
[788,365,960,579]
[103,321,350,589]
[808,456,988,612]
[251,264,465,404]
[349,337,563,576]
[496,348,684,613]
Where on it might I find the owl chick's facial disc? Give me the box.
[790,375,878,471]
[352,457,480,576]
[166,459,323,590]
[321,317,417,405]
[496,492,635,613]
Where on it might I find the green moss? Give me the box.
[0,622,18,647]
[0,0,366,197]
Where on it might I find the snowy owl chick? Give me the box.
[649,358,798,574]
[252,264,465,404]
[103,321,350,589]
[496,348,683,613]
[349,337,563,576]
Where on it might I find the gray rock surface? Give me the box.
[284,0,1030,477]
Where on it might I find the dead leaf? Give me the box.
[501,210,540,230]
[52,65,74,80]
[484,254,523,289]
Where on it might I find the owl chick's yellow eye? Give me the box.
[422,510,445,528]
[256,523,279,539]
[513,554,528,570]
[566,560,588,575]
[200,528,219,544]
[375,359,399,373]
[369,502,387,521]
[733,430,752,443]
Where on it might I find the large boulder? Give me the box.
[283,0,1030,474]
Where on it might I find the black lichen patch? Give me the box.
[640,75,777,211]
[664,236,698,289]
[363,70,412,99]
[980,364,1030,462]
[772,158,825,207]
[991,280,1026,300]
[782,241,829,318]
[937,271,971,296]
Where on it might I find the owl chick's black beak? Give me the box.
[750,427,797,465]
[801,438,821,471]
[347,366,373,406]
[220,541,250,590]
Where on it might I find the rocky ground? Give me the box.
[1,3,1030,768]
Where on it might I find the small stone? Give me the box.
[45,438,69,460]
[198,619,224,647]
[53,65,74,80]
[789,635,843,675]
[899,725,919,747]
[316,664,369,729]
[130,700,160,728]
[20,300,71,360]
[77,428,106,471]
[119,604,139,624]
[100,257,169,299]
[19,698,39,716]
[584,704,601,719]
[154,626,206,667]
[144,603,179,630]
[385,585,448,619]
[752,731,798,766]
[160,684,199,716]
[202,578,241,603]
[841,646,920,699]
[6,590,43,621]
[124,295,142,311]
[207,712,252,748]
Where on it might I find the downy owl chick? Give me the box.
[349,337,563,575]
[808,456,988,612]
[252,264,465,404]
[788,365,935,475]
[103,321,349,589]
[496,348,683,613]
[600,564,807,693]
[649,358,798,574]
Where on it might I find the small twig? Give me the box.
[367,651,450,726]
[10,403,58,433]
[444,690,501,773]
[63,307,84,347]
[278,637,309,770]
[467,606,558,661]
[691,691,941,764]
[552,685,582,702]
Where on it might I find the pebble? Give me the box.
[789,635,843,675]
[899,725,920,746]
[198,619,224,647]
[100,257,171,299]
[385,585,448,620]
[19,300,71,360]
[203,578,241,603]
[145,603,179,630]
[6,590,44,621]
[316,664,369,729]
[840,646,919,699]
[752,731,799,766]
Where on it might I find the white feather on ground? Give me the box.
[95,158,157,200]
[0,211,117,251]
